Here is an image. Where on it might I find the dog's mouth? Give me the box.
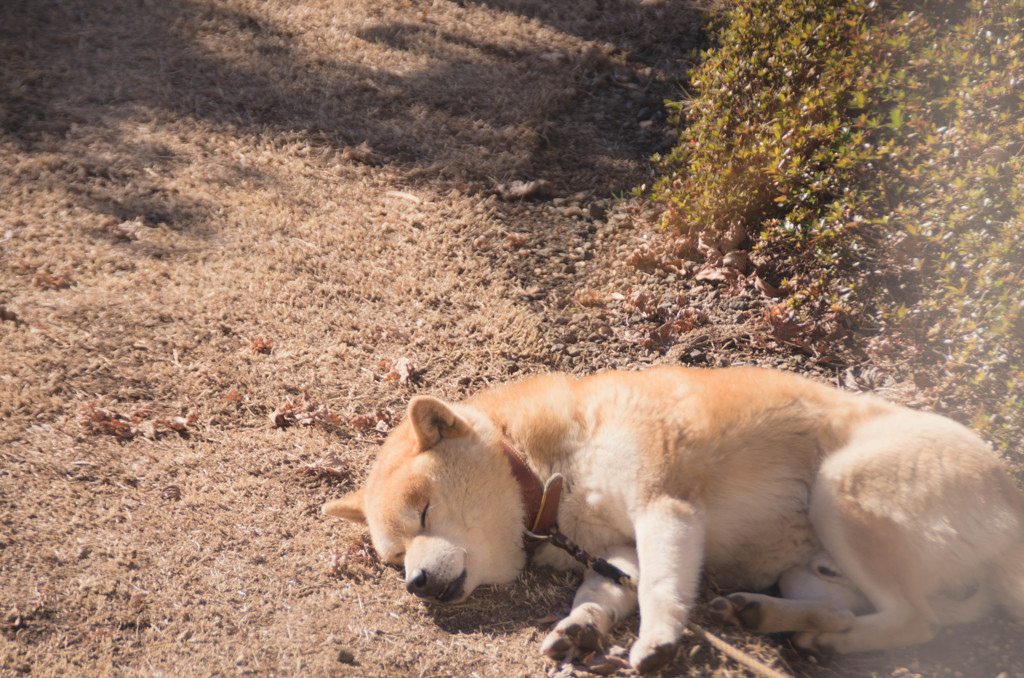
[433,569,467,603]
[407,568,468,603]
[407,569,468,602]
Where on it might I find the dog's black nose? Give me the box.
[405,568,467,602]
[406,569,430,596]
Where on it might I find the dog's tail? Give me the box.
[986,473,1024,620]
[992,540,1024,620]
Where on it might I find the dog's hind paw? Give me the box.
[708,593,762,630]
[793,630,841,659]
[541,620,603,662]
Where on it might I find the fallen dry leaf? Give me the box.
[581,645,630,676]
[78,404,139,439]
[78,403,196,440]
[520,284,542,298]
[641,313,704,350]
[0,306,23,325]
[573,288,604,308]
[495,179,553,200]
[195,369,222,385]
[249,336,274,354]
[694,265,740,284]
[765,303,812,342]
[624,289,657,317]
[2,605,25,634]
[268,396,342,429]
[161,485,182,501]
[32,267,74,289]
[329,535,380,576]
[753,274,787,298]
[719,220,748,252]
[341,141,375,163]
[269,401,298,427]
[162,415,192,432]
[350,408,391,433]
[102,217,146,242]
[666,236,697,258]
[379,357,418,384]
[297,452,349,478]
[721,249,749,271]
[505,232,530,247]
[625,243,660,271]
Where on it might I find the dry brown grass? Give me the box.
[2,0,1021,676]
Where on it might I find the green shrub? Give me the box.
[656,0,1024,450]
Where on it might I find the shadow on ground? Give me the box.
[1,0,705,211]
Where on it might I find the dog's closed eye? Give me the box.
[420,503,429,528]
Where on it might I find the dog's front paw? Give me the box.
[628,632,678,673]
[793,629,841,658]
[708,593,762,630]
[541,607,606,662]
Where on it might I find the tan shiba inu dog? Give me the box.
[323,366,1024,672]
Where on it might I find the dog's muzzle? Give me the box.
[405,568,467,603]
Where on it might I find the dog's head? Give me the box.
[323,396,528,603]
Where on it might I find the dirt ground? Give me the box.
[2,0,1022,676]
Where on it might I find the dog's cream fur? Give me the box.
[323,366,1024,672]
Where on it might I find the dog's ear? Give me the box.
[322,488,367,523]
[408,395,470,449]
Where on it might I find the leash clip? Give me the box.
[523,528,552,542]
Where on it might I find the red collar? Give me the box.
[500,439,563,553]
